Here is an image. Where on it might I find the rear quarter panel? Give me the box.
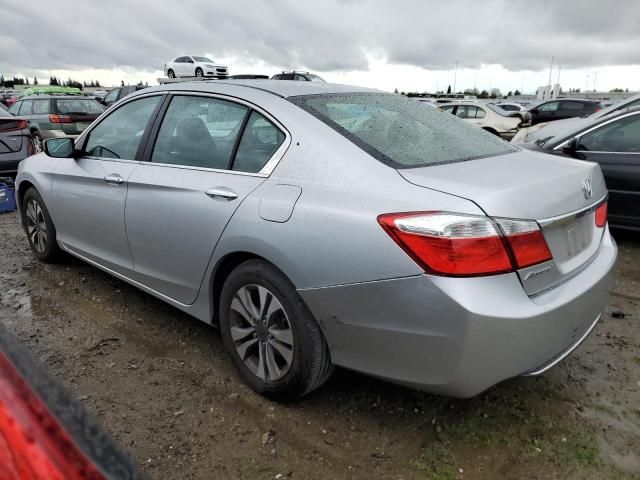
[202,93,485,292]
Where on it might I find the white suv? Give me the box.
[164,56,229,79]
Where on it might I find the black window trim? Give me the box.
[139,91,291,177]
[75,92,167,163]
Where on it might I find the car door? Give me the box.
[558,100,585,121]
[49,94,164,274]
[531,101,559,125]
[125,93,288,304]
[574,112,640,229]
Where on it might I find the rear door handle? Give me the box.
[205,188,238,200]
[104,174,124,185]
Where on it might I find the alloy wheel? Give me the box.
[229,284,294,382]
[25,199,47,253]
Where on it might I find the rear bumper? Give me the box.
[299,228,617,397]
[0,142,30,174]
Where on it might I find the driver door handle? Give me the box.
[205,188,238,200]
[104,174,124,185]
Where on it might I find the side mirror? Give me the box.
[530,108,539,115]
[43,138,75,158]
[562,137,579,156]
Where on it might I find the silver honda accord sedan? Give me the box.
[15,81,617,400]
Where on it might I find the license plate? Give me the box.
[566,224,587,256]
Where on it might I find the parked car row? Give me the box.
[438,102,530,140]
[7,95,104,154]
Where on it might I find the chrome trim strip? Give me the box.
[77,90,291,177]
[537,194,607,227]
[524,312,602,376]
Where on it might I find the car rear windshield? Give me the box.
[55,99,103,115]
[193,57,213,63]
[289,93,516,168]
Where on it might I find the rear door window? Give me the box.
[233,111,285,173]
[151,95,248,169]
[561,101,585,112]
[55,99,103,115]
[32,100,50,114]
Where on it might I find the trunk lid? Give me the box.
[399,150,607,294]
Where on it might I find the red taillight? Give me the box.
[49,114,73,124]
[495,218,553,269]
[378,212,553,277]
[0,353,105,480]
[595,202,607,228]
[0,119,28,132]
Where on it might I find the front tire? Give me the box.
[219,260,333,401]
[167,69,175,78]
[195,67,203,78]
[21,187,63,263]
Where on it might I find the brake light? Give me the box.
[49,114,73,124]
[0,119,28,132]
[495,218,553,269]
[0,353,106,480]
[378,212,553,276]
[595,202,607,228]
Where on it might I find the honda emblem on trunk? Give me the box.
[581,179,592,199]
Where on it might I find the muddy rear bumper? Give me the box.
[299,227,617,397]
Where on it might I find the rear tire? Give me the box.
[219,260,333,401]
[21,187,63,263]
[167,69,175,78]
[195,67,203,78]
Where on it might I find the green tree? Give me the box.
[513,89,521,96]
[33,77,38,85]
[446,84,452,94]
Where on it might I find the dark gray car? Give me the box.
[0,107,32,174]
[515,107,640,231]
[8,96,104,152]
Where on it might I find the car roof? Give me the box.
[149,80,378,98]
[17,95,95,100]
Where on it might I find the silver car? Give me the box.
[15,81,617,400]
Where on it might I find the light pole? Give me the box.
[453,61,458,94]
[546,56,554,99]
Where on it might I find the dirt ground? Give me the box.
[1,209,639,480]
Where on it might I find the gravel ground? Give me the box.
[1,210,639,480]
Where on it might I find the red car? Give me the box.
[0,321,145,480]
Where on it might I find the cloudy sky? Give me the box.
[1,0,639,93]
